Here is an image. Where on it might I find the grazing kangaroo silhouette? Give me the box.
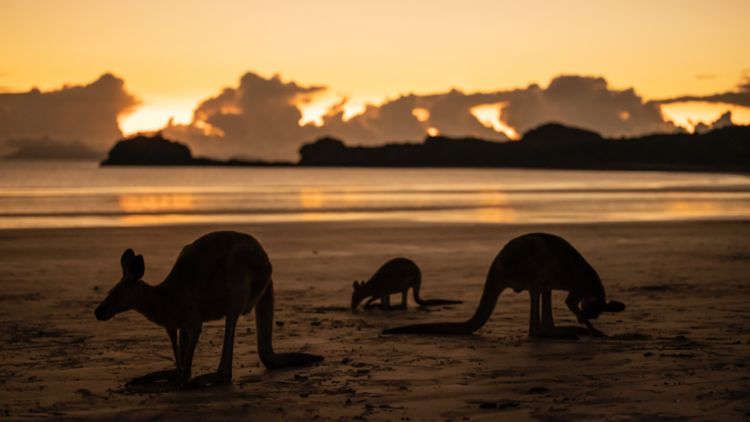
[352,258,462,310]
[94,231,324,389]
[382,233,625,339]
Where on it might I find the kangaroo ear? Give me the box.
[352,281,360,290]
[120,249,136,275]
[128,255,145,280]
[605,301,626,312]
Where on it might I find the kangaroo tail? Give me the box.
[382,321,474,335]
[383,258,505,335]
[255,281,324,369]
[414,299,463,306]
[411,269,463,307]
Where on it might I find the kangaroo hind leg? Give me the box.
[394,288,409,310]
[385,288,408,310]
[183,245,257,389]
[528,288,578,340]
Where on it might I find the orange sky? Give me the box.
[1,0,749,135]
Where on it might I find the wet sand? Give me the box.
[1,220,749,421]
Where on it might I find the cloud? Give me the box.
[710,111,734,130]
[500,76,676,137]
[322,75,675,145]
[7,70,749,162]
[654,78,750,108]
[0,74,140,153]
[320,90,511,144]
[162,72,325,161]
[164,73,690,160]
[694,110,734,134]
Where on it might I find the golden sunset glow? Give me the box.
[412,108,430,123]
[118,101,194,134]
[470,103,520,140]
[118,195,194,213]
[118,214,199,226]
[1,0,748,145]
[660,102,750,133]
[474,207,516,223]
[427,127,440,137]
[661,199,750,219]
[479,191,509,207]
[299,189,324,209]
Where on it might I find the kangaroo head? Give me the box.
[351,281,364,309]
[580,297,626,321]
[94,249,146,321]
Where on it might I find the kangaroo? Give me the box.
[94,231,324,389]
[382,233,625,339]
[352,258,463,310]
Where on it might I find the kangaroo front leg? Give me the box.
[528,289,543,336]
[541,291,554,329]
[363,297,379,309]
[125,328,182,386]
[564,293,604,337]
[174,326,201,388]
[541,291,589,336]
[380,293,391,310]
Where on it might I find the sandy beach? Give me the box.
[1,220,749,421]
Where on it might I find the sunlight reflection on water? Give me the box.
[0,161,749,229]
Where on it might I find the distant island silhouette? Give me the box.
[102,124,750,173]
[101,134,292,166]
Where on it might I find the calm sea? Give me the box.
[1,160,749,229]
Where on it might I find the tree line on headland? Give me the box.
[101,122,750,173]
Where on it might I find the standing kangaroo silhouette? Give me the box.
[94,231,323,389]
[351,258,463,310]
[382,233,625,338]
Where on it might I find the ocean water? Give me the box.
[1,160,749,229]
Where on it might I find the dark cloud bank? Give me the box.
[163,73,684,161]
[2,72,749,161]
[0,74,139,159]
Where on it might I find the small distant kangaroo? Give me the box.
[94,231,323,389]
[352,258,463,310]
[382,233,625,338]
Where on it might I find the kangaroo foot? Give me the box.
[530,329,580,340]
[555,325,592,336]
[179,372,232,389]
[126,368,181,386]
[555,331,580,340]
[588,327,606,337]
